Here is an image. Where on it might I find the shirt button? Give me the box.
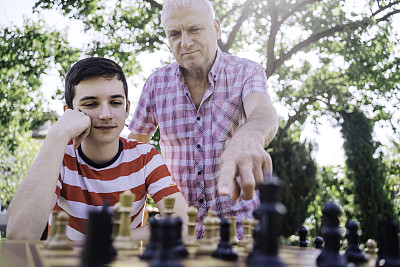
[197,170,202,175]
[196,144,201,149]
[198,199,204,204]
[197,117,201,121]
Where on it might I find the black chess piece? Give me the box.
[150,217,182,267]
[212,218,238,261]
[141,217,160,260]
[247,174,287,267]
[172,217,189,258]
[376,219,400,267]
[298,226,309,247]
[344,220,368,264]
[80,203,116,267]
[316,201,347,267]
[314,236,324,249]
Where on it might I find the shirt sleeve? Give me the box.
[143,146,180,203]
[241,65,269,102]
[128,77,158,135]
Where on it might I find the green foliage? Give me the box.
[0,136,41,209]
[341,109,396,242]
[307,166,354,239]
[0,20,80,208]
[270,126,318,237]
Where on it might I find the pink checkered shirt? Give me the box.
[129,47,269,238]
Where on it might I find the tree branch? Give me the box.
[220,0,253,52]
[266,20,369,77]
[218,3,246,23]
[144,0,163,10]
[376,8,400,22]
[280,0,321,26]
[275,98,316,152]
[266,0,279,78]
[371,0,400,17]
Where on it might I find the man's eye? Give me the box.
[170,32,180,38]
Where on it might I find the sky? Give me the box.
[4,0,390,167]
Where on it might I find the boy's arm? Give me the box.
[6,109,91,240]
[156,192,189,239]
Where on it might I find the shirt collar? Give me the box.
[175,46,224,84]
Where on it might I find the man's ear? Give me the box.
[214,18,221,40]
[63,104,69,112]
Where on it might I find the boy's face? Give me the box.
[72,76,130,145]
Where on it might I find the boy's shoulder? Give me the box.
[121,137,159,154]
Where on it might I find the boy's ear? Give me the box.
[125,100,131,118]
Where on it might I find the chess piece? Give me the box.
[212,218,238,260]
[238,218,252,248]
[298,225,309,247]
[196,216,218,255]
[365,239,377,256]
[150,216,182,267]
[247,174,287,267]
[112,202,121,238]
[229,216,239,245]
[113,190,138,250]
[163,197,175,217]
[141,217,160,260]
[314,236,324,249]
[376,219,400,267]
[344,220,368,264]
[172,217,188,258]
[245,218,258,253]
[185,206,198,246]
[208,210,220,243]
[316,201,347,267]
[44,210,59,248]
[81,203,116,266]
[47,211,72,250]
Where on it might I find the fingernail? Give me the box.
[220,185,229,195]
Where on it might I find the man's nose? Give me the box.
[181,32,193,49]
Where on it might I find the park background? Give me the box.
[0,0,399,245]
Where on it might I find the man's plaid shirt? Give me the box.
[129,47,270,238]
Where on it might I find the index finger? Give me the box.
[218,161,237,196]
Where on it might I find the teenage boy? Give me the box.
[7,57,188,241]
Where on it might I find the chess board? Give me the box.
[0,240,377,267]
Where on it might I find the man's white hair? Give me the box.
[161,0,216,29]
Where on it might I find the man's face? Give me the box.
[72,76,130,145]
[163,0,221,74]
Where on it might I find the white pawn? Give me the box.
[196,216,217,255]
[185,206,198,246]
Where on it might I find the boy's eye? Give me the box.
[111,101,123,105]
[82,102,98,107]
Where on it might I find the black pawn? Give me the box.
[376,219,400,267]
[298,226,309,247]
[247,175,287,267]
[212,218,238,261]
[345,220,368,264]
[172,217,188,258]
[314,237,324,249]
[141,217,160,260]
[150,217,182,267]
[81,204,116,267]
[316,201,347,267]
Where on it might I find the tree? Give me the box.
[341,109,396,242]
[270,125,318,237]
[0,19,80,207]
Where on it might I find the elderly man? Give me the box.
[128,0,278,238]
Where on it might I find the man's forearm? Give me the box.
[6,129,70,240]
[234,103,278,148]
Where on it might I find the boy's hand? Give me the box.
[54,109,91,149]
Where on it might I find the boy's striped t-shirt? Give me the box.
[49,137,179,241]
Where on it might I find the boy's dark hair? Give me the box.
[64,57,128,109]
